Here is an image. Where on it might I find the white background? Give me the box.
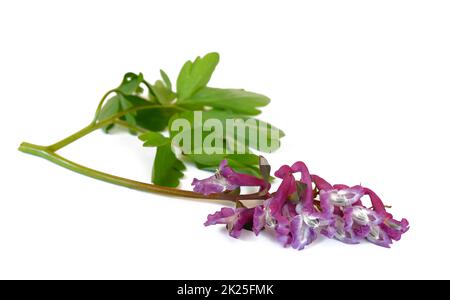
[1,0,449,280]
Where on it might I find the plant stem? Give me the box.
[18,142,265,201]
[48,104,180,151]
[92,89,116,122]
[19,142,234,200]
[114,119,148,134]
[18,106,268,202]
[47,123,97,152]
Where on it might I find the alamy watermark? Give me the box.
[170,111,281,154]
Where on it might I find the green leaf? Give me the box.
[160,69,172,90]
[117,72,144,95]
[97,72,148,132]
[180,87,270,115]
[222,159,261,177]
[150,70,176,104]
[98,90,178,133]
[98,94,147,133]
[152,144,186,187]
[152,80,176,104]
[135,106,179,132]
[176,52,220,101]
[97,94,121,132]
[184,153,225,166]
[118,94,138,130]
[139,131,170,147]
[168,110,284,153]
[226,153,260,166]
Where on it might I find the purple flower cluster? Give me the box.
[193,159,409,250]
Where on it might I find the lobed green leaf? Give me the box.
[180,87,270,115]
[139,131,170,147]
[152,144,186,187]
[176,52,220,101]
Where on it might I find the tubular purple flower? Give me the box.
[311,174,333,191]
[252,205,265,235]
[363,188,410,241]
[291,161,313,208]
[270,161,314,218]
[192,160,267,195]
[271,201,296,247]
[381,217,409,241]
[352,224,371,239]
[191,177,236,195]
[268,166,296,219]
[313,176,364,213]
[363,188,388,216]
[204,207,236,226]
[290,215,317,250]
[366,225,392,248]
[252,200,278,236]
[343,206,382,230]
[381,218,409,241]
[319,185,365,208]
[333,216,360,244]
[204,207,254,238]
[275,215,292,247]
[342,205,383,244]
[291,207,334,250]
[340,205,408,247]
[220,160,269,191]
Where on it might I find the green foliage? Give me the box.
[152,144,186,187]
[168,110,284,154]
[176,52,219,101]
[179,87,270,115]
[139,131,170,147]
[97,52,284,187]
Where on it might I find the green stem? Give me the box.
[92,89,116,123]
[114,119,148,134]
[48,104,180,151]
[19,142,238,200]
[18,106,267,202]
[47,123,97,152]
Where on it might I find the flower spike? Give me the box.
[199,159,409,250]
